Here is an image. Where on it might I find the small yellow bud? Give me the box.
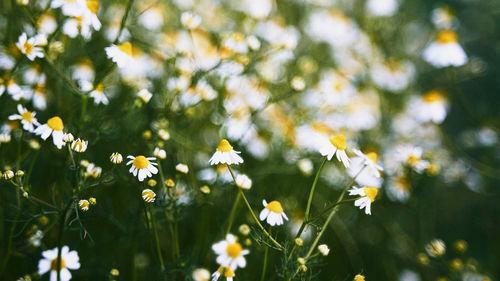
[89,197,97,205]
[417,253,429,265]
[300,264,308,272]
[176,163,189,174]
[295,238,303,246]
[354,274,365,281]
[166,179,175,187]
[244,238,252,246]
[297,257,305,265]
[238,224,250,236]
[453,240,467,253]
[200,185,210,194]
[142,130,152,140]
[16,170,24,177]
[147,179,157,187]
[38,216,49,225]
[450,258,463,270]
[3,170,14,180]
[110,268,120,276]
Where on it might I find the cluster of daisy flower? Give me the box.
[0,0,497,280]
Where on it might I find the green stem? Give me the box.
[57,200,74,281]
[225,191,241,234]
[114,0,134,44]
[0,187,20,277]
[148,205,166,278]
[226,165,283,250]
[260,227,271,281]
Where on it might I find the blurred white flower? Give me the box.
[423,30,467,68]
[38,246,80,281]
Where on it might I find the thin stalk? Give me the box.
[57,200,74,281]
[0,187,20,277]
[114,0,135,44]
[148,205,166,279]
[226,165,283,250]
[260,227,272,281]
[225,192,241,234]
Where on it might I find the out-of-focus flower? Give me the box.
[153,147,166,159]
[238,224,250,236]
[366,0,398,17]
[387,175,411,202]
[63,133,74,143]
[71,139,88,153]
[89,84,109,105]
[212,234,249,270]
[425,239,446,257]
[318,244,330,256]
[354,275,365,281]
[142,189,156,202]
[211,266,235,281]
[209,139,244,165]
[105,42,134,68]
[410,91,448,124]
[431,6,457,29]
[34,116,65,149]
[38,246,80,281]
[126,155,158,182]
[85,163,102,178]
[16,33,44,61]
[3,170,14,180]
[51,0,84,16]
[319,134,350,168]
[137,89,153,103]
[8,104,40,132]
[176,163,189,174]
[235,174,252,190]
[110,152,123,164]
[180,12,201,29]
[371,60,415,92]
[200,185,210,194]
[423,30,467,68]
[259,200,288,226]
[192,268,210,281]
[349,186,378,215]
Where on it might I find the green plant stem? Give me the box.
[147,205,166,279]
[57,200,74,281]
[0,187,20,277]
[226,165,283,250]
[24,149,40,185]
[260,227,272,281]
[114,0,134,44]
[225,191,241,234]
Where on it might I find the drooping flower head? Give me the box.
[319,134,351,167]
[34,116,65,149]
[348,186,379,215]
[209,139,244,165]
[259,200,288,226]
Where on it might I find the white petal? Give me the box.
[259,208,270,221]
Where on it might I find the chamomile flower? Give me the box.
[16,33,44,61]
[235,174,252,190]
[142,189,156,202]
[89,83,109,105]
[410,91,448,124]
[318,244,330,256]
[192,268,210,281]
[38,246,80,281]
[71,138,88,153]
[34,116,65,149]
[366,0,398,17]
[110,152,123,164]
[423,30,467,68]
[319,134,351,168]
[153,147,166,159]
[180,12,201,29]
[212,234,249,270]
[126,155,158,182]
[8,104,40,132]
[211,266,235,281]
[259,200,288,226]
[78,199,89,211]
[350,149,383,178]
[51,0,85,16]
[348,186,379,215]
[209,139,244,165]
[105,42,134,68]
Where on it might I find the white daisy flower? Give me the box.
[142,189,156,202]
[34,116,66,149]
[126,155,158,182]
[85,163,102,178]
[351,149,383,178]
[176,163,189,174]
[78,199,89,211]
[387,175,411,202]
[209,139,244,165]
[192,268,210,281]
[235,174,252,190]
[423,30,467,68]
[16,33,44,61]
[180,12,201,29]
[259,200,288,226]
[348,186,379,215]
[110,152,123,164]
[8,104,40,132]
[89,84,109,105]
[212,234,249,270]
[211,266,235,281]
[105,42,134,68]
[71,138,88,153]
[410,91,448,124]
[319,134,351,168]
[82,0,101,32]
[397,145,430,173]
[38,246,80,281]
[51,0,85,17]
[153,147,166,159]
[366,0,398,17]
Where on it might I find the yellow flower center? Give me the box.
[330,134,346,150]
[8,79,15,86]
[266,200,284,213]
[96,83,104,92]
[216,139,233,152]
[333,80,344,92]
[396,176,410,191]
[436,30,458,44]
[21,111,33,122]
[226,242,242,258]
[142,190,154,200]
[407,155,420,166]
[354,275,365,281]
[47,116,64,131]
[363,187,378,202]
[50,258,66,271]
[23,42,34,55]
[133,156,150,169]
[118,42,133,56]
[86,0,99,14]
[72,140,84,151]
[74,16,83,25]
[224,267,235,277]
[423,91,443,103]
[366,152,377,163]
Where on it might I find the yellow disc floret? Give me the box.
[118,42,133,56]
[21,111,33,122]
[423,91,444,103]
[216,139,233,152]
[47,116,64,131]
[50,258,66,271]
[330,134,346,150]
[86,0,99,14]
[133,155,150,169]
[24,42,34,55]
[226,242,243,258]
[266,200,284,213]
[363,187,378,202]
[436,30,458,44]
[366,152,377,164]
